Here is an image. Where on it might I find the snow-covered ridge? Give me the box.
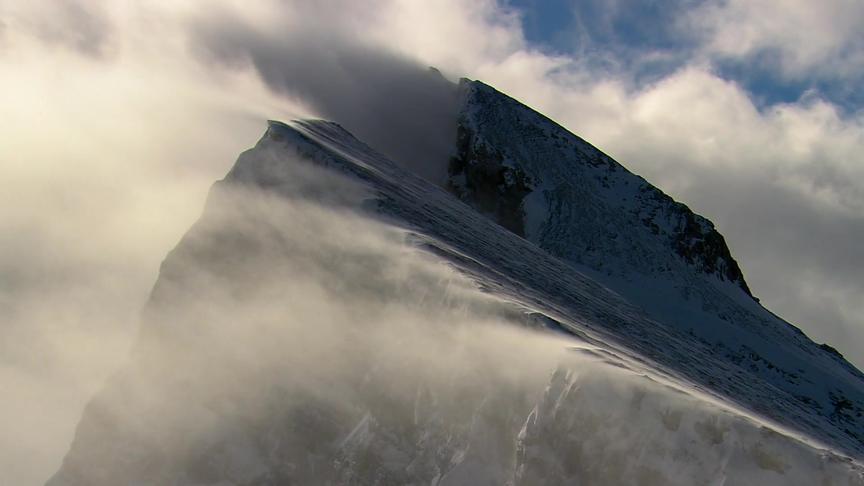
[234,117,864,455]
[48,83,864,484]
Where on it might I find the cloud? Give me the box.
[0,3,301,484]
[689,0,864,80]
[187,2,461,184]
[0,0,114,56]
[502,0,864,108]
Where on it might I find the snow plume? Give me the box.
[186,2,460,185]
[49,143,864,485]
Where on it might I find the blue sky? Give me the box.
[507,0,864,112]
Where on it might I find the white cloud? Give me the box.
[365,0,528,72]
[689,0,864,79]
[0,3,303,484]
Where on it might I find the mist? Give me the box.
[0,2,299,483]
[189,2,461,184]
[0,1,464,482]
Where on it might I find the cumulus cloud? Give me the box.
[689,0,864,80]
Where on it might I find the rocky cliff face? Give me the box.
[48,81,864,484]
[448,79,751,297]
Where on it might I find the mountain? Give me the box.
[48,79,864,485]
[446,80,864,447]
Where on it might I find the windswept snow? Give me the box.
[49,116,864,485]
[446,80,864,455]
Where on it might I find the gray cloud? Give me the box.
[188,6,459,184]
[2,0,114,56]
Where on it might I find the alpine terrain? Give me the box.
[48,77,864,485]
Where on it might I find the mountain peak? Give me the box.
[48,79,864,485]
[448,78,752,298]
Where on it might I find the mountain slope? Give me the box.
[48,81,864,484]
[299,115,864,454]
[446,79,864,447]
